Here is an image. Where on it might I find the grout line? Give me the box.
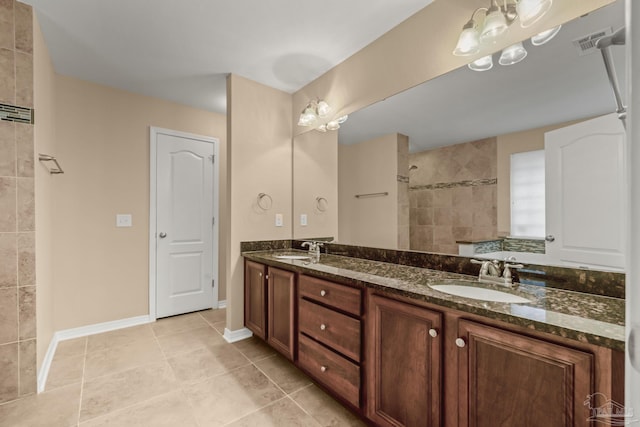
[75,336,89,425]
[285,394,324,427]
[221,395,290,426]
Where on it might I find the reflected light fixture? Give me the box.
[454,0,559,71]
[297,99,348,132]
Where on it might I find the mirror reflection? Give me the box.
[293,0,625,271]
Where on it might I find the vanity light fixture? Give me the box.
[297,99,348,132]
[453,0,561,71]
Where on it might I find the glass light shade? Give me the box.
[297,105,317,126]
[453,22,480,56]
[480,7,509,43]
[499,42,528,65]
[316,124,327,132]
[336,115,348,124]
[468,55,494,72]
[326,120,340,131]
[517,0,553,28]
[531,25,561,46]
[316,101,331,118]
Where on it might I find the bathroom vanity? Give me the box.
[242,245,624,427]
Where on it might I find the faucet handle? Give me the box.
[504,263,524,269]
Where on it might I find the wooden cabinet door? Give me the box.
[457,319,594,427]
[367,294,442,427]
[268,267,296,360]
[244,260,267,339]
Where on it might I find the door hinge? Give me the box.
[212,279,215,288]
[212,217,215,226]
[209,155,215,163]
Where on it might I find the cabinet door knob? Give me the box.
[455,338,466,348]
[429,328,438,338]
[265,275,269,280]
[320,324,327,331]
[258,272,262,278]
[320,290,327,297]
[320,366,327,373]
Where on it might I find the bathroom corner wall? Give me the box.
[0,0,36,403]
[409,138,497,254]
[397,134,409,249]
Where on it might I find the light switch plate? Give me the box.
[116,214,132,227]
[300,214,308,226]
[275,213,283,227]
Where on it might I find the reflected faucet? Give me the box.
[470,259,524,288]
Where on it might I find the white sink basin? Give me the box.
[275,255,310,260]
[429,284,531,304]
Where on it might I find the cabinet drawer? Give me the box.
[299,275,361,315]
[299,298,361,362]
[298,334,360,408]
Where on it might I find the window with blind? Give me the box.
[510,150,545,238]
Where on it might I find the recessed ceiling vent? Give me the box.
[573,27,612,55]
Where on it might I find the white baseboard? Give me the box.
[217,299,227,309]
[37,314,153,393]
[223,327,253,343]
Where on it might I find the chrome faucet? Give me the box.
[301,241,323,258]
[470,259,524,288]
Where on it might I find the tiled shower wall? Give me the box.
[0,0,36,403]
[409,138,497,255]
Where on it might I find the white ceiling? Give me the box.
[338,0,626,153]
[24,0,434,114]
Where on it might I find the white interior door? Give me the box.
[545,113,626,270]
[154,129,217,318]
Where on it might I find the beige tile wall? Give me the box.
[409,138,497,254]
[0,0,36,404]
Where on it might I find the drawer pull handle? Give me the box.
[320,290,327,297]
[320,366,327,373]
[429,328,438,338]
[320,324,327,331]
[455,338,466,348]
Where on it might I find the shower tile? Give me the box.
[0,120,15,176]
[13,1,32,54]
[17,177,34,231]
[15,51,32,108]
[0,0,13,51]
[0,287,18,343]
[19,338,36,395]
[0,48,14,105]
[0,232,16,288]
[17,232,35,286]
[0,342,18,403]
[18,285,35,340]
[16,122,33,177]
[0,177,16,231]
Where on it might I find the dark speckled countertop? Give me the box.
[243,249,625,351]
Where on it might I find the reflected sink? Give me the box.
[274,255,310,260]
[429,284,531,304]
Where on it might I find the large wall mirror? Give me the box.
[293,0,625,271]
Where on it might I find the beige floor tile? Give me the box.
[55,337,87,358]
[199,308,226,325]
[184,364,284,426]
[79,391,198,427]
[167,341,250,384]
[152,312,210,337]
[46,353,84,391]
[156,325,224,357]
[84,338,164,380]
[86,324,154,353]
[227,397,321,427]
[211,320,225,334]
[291,384,366,427]
[0,382,81,427]
[232,336,276,362]
[255,354,312,394]
[79,361,177,422]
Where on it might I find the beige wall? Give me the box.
[51,75,226,330]
[0,0,36,402]
[496,119,586,235]
[226,74,292,332]
[338,134,400,249]
[33,14,55,370]
[292,0,613,135]
[293,130,338,240]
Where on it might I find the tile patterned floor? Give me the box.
[0,309,366,426]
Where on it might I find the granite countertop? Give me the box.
[243,249,625,351]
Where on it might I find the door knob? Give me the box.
[429,328,438,338]
[455,338,466,348]
[545,235,555,242]
[159,232,167,238]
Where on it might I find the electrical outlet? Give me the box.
[116,214,132,227]
[275,213,283,227]
[300,214,308,226]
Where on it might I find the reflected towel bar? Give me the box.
[355,192,389,199]
[38,154,64,174]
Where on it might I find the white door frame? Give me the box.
[149,126,220,321]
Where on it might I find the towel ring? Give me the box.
[257,193,273,211]
[316,196,328,212]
